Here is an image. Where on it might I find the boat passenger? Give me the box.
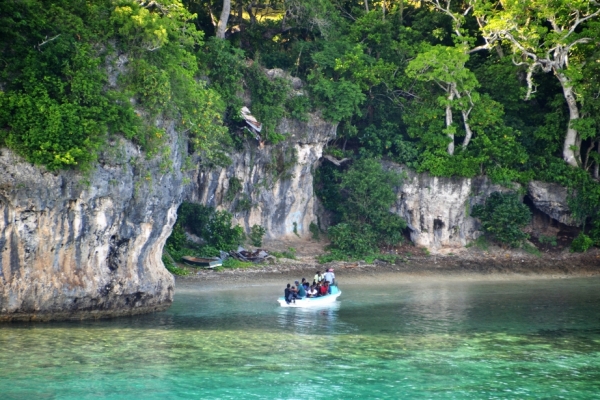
[290,286,298,302]
[301,278,309,291]
[307,284,317,298]
[319,282,328,296]
[313,271,324,284]
[284,283,292,304]
[324,268,335,286]
[295,280,306,298]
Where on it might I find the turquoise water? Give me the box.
[1,277,600,399]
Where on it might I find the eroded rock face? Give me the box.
[0,123,185,321]
[388,165,515,249]
[189,113,336,239]
[527,181,574,226]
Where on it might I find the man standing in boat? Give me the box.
[324,268,335,286]
[313,271,324,284]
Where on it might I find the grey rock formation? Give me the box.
[189,113,336,239]
[388,165,516,249]
[527,180,574,226]
[0,123,185,321]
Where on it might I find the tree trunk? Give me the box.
[364,0,369,12]
[247,2,257,25]
[446,85,455,155]
[556,72,581,167]
[216,0,231,39]
[461,110,474,149]
[594,142,600,180]
[452,89,474,149]
[237,0,243,21]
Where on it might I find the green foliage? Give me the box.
[319,159,407,259]
[283,247,297,260]
[170,202,244,251]
[166,222,187,252]
[221,258,254,270]
[538,235,558,247]
[270,247,297,260]
[249,225,266,247]
[162,254,189,276]
[472,192,532,248]
[571,233,594,253]
[204,210,245,251]
[244,64,290,144]
[233,194,253,213]
[225,177,243,202]
[590,219,600,247]
[309,77,365,122]
[198,37,245,111]
[0,0,227,170]
[522,242,541,257]
[328,222,378,256]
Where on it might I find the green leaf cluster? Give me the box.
[167,202,244,252]
[318,158,407,258]
[471,192,532,248]
[0,0,227,170]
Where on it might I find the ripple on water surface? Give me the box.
[1,277,600,399]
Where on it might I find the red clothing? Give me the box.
[319,285,327,295]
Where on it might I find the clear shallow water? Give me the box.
[1,277,600,399]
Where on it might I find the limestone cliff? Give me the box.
[0,123,185,321]
[387,165,514,249]
[189,113,337,239]
[377,164,573,250]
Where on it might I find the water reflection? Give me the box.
[401,283,470,334]
[276,302,341,335]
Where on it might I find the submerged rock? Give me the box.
[0,123,185,321]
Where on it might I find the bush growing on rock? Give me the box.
[249,225,267,247]
[570,233,594,253]
[167,202,244,252]
[321,158,407,259]
[471,192,532,248]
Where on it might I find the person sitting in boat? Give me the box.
[319,281,329,296]
[307,284,317,298]
[313,271,324,284]
[301,278,309,291]
[324,268,336,286]
[284,283,292,304]
[290,285,299,302]
[295,280,306,298]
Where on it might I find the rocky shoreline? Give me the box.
[176,244,600,284]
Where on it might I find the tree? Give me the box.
[215,0,231,38]
[406,45,480,155]
[475,0,600,168]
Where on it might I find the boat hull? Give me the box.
[277,291,342,308]
[181,256,222,268]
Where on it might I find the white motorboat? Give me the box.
[277,290,342,308]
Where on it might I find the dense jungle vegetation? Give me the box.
[1,0,599,259]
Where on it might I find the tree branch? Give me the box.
[36,34,61,50]
[566,7,600,39]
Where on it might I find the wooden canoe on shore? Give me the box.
[181,256,222,268]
